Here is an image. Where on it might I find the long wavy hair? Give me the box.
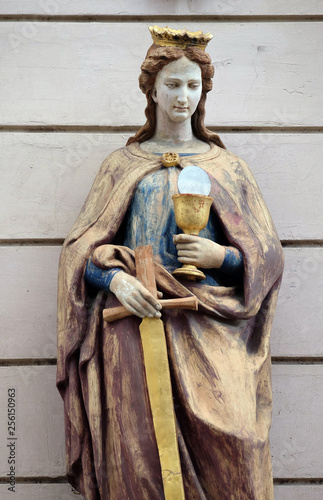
[126,44,225,149]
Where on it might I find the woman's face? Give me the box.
[153,57,202,123]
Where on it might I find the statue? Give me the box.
[57,25,284,499]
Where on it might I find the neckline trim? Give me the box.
[153,152,198,156]
[128,142,222,161]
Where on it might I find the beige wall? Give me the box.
[1,2,322,498]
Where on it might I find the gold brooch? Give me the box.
[161,152,180,167]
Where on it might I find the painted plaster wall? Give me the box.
[0,2,322,498]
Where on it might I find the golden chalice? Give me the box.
[172,193,213,281]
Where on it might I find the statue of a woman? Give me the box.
[57,26,284,499]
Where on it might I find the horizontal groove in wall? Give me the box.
[1,239,322,247]
[0,476,322,485]
[281,240,323,247]
[1,125,323,134]
[274,478,323,485]
[272,357,323,365]
[0,239,64,246]
[0,15,323,23]
[1,358,323,368]
[0,358,57,367]
[0,476,68,484]
[0,125,136,134]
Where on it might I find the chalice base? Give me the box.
[172,264,206,281]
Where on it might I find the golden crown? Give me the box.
[149,25,213,51]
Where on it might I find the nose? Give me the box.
[176,86,188,105]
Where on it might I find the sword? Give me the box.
[103,245,198,499]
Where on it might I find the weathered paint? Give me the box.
[1,3,321,495]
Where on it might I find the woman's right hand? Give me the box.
[110,271,162,319]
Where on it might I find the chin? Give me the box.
[170,112,190,122]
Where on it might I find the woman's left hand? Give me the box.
[173,234,226,269]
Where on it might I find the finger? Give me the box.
[177,250,197,259]
[176,243,192,251]
[173,234,198,244]
[137,285,162,310]
[132,287,162,313]
[176,241,200,251]
[127,296,161,318]
[177,246,197,253]
[119,301,145,318]
[157,291,163,298]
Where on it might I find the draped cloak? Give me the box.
[57,142,284,500]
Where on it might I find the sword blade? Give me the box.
[135,246,185,500]
[140,317,185,500]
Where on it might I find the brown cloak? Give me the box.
[57,142,284,499]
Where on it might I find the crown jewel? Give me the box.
[149,25,213,52]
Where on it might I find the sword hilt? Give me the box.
[102,245,198,323]
[103,296,198,322]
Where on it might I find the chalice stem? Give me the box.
[172,194,213,281]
